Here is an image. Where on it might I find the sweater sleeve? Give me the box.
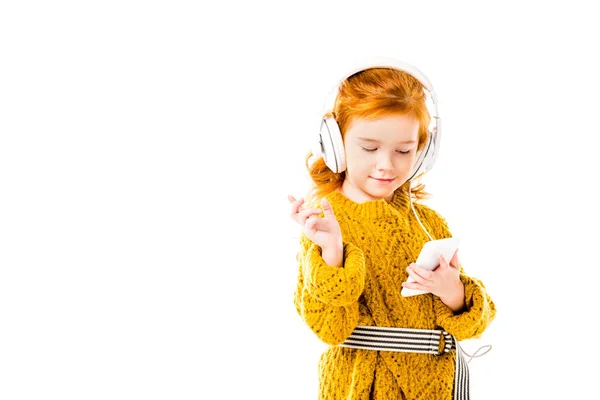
[433,272,496,340]
[293,234,366,345]
[415,203,497,341]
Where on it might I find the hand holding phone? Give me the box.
[401,237,460,297]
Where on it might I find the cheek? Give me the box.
[345,148,366,167]
[345,156,372,178]
[404,151,417,164]
[408,153,418,165]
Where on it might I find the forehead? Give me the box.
[346,114,419,142]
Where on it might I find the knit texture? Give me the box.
[294,189,496,399]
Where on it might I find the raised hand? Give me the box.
[288,195,344,267]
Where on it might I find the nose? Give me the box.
[375,151,393,171]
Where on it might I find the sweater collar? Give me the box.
[325,189,411,219]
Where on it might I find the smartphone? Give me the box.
[401,237,460,297]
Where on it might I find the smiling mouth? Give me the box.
[371,177,395,182]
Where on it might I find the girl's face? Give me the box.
[341,114,420,203]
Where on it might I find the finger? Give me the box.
[439,254,449,269]
[321,198,336,218]
[298,208,322,226]
[411,263,434,280]
[407,265,432,282]
[299,208,322,219]
[439,252,459,271]
[450,250,460,268]
[289,196,304,210]
[288,195,304,206]
[401,281,430,293]
[289,197,305,219]
[305,215,319,234]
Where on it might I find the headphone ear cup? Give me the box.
[412,116,441,180]
[319,116,346,173]
[409,130,435,181]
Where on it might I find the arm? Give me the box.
[434,272,496,340]
[293,234,366,345]
[415,204,497,340]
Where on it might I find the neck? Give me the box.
[339,180,395,204]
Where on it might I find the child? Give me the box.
[288,58,496,399]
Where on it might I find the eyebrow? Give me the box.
[357,137,417,144]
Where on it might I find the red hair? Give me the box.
[305,67,433,207]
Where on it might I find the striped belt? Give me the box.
[339,326,470,400]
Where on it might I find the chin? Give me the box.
[366,188,396,200]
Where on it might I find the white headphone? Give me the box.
[313,57,441,182]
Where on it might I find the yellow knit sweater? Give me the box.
[294,189,496,400]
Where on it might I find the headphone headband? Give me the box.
[323,57,439,119]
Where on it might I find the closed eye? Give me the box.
[361,147,411,154]
[361,146,410,154]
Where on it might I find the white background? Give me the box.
[1,1,599,399]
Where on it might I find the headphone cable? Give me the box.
[408,181,435,241]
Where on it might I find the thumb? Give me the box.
[451,249,459,264]
[449,250,460,269]
[321,198,336,218]
[439,254,449,269]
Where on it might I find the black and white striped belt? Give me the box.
[339,326,470,400]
